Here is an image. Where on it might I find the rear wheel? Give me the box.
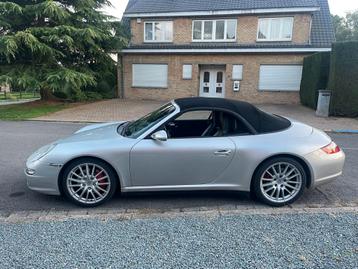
[252,157,306,206]
[61,158,118,207]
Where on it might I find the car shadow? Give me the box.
[26,190,259,212]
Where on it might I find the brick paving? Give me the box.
[34,98,358,131]
[1,206,357,224]
[258,104,358,131]
[35,99,164,122]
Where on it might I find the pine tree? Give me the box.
[0,0,128,100]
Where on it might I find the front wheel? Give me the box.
[252,157,307,207]
[61,158,118,207]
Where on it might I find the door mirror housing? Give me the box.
[151,130,168,142]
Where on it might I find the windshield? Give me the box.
[123,103,176,138]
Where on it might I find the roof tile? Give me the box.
[123,0,334,49]
[124,0,319,14]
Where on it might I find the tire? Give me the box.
[61,158,118,207]
[252,157,307,207]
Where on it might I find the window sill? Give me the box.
[132,86,168,89]
[143,41,173,43]
[258,89,299,92]
[192,40,237,43]
[256,39,293,42]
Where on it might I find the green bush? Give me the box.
[85,91,103,101]
[329,42,358,117]
[53,91,68,100]
[300,52,331,109]
[85,64,117,99]
[50,63,117,102]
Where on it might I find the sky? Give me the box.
[103,0,358,19]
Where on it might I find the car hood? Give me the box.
[57,121,127,144]
[75,121,126,134]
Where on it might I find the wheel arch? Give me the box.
[58,156,122,195]
[250,154,313,192]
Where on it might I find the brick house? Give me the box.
[119,0,334,104]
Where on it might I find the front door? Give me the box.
[199,69,225,98]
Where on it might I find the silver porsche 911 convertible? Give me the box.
[25,97,345,207]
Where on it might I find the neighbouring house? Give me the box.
[119,0,334,104]
[0,84,10,93]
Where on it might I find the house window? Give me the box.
[259,65,303,91]
[144,21,173,42]
[192,19,237,41]
[132,64,168,88]
[182,65,193,80]
[232,65,243,80]
[257,17,294,41]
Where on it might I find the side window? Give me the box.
[175,110,212,121]
[166,110,213,139]
[165,110,251,139]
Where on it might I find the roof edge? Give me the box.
[123,7,320,18]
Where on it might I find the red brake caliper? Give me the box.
[264,172,272,179]
[95,169,105,193]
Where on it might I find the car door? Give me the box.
[129,136,236,187]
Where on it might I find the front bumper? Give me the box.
[25,160,62,195]
[304,149,345,188]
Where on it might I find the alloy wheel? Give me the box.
[66,163,111,205]
[259,162,303,203]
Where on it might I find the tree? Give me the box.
[0,0,128,100]
[332,10,358,42]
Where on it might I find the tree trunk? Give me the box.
[40,88,56,100]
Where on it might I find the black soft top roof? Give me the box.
[174,97,291,134]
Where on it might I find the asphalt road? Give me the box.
[0,121,357,213]
[0,212,357,268]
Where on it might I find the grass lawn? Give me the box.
[0,92,40,101]
[0,101,69,121]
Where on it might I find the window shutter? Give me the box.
[232,65,243,80]
[132,64,168,88]
[182,65,193,79]
[259,65,303,91]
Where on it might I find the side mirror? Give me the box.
[151,130,168,142]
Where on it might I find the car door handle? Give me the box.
[214,150,232,156]
[167,122,177,128]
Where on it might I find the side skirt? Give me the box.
[122,184,246,193]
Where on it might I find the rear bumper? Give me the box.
[304,149,345,188]
[313,171,343,186]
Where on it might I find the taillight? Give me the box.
[321,142,341,154]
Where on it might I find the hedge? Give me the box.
[300,52,330,109]
[329,42,358,117]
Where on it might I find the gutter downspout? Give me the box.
[117,53,125,99]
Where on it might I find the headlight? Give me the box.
[30,144,56,162]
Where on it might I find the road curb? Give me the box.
[0,98,40,106]
[26,119,101,124]
[331,130,358,134]
[1,206,357,224]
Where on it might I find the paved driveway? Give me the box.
[35,99,164,122]
[0,121,357,214]
[34,99,358,131]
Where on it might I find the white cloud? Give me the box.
[102,0,128,19]
[328,0,358,16]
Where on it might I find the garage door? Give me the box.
[259,65,303,91]
[132,64,168,88]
